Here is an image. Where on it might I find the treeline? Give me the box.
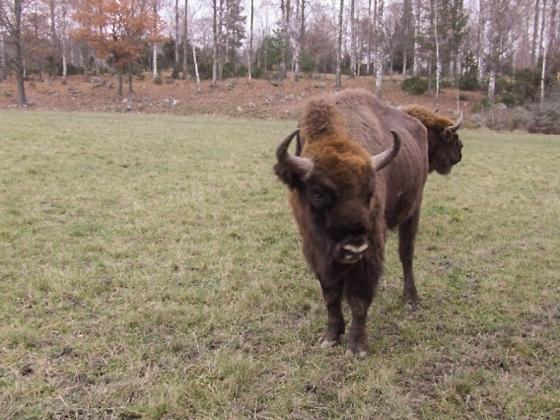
[0,0,559,107]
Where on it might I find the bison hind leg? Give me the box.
[399,210,421,306]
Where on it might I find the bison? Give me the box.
[274,89,436,357]
[401,105,464,175]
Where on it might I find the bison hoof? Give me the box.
[403,289,419,307]
[320,339,337,349]
[345,348,368,359]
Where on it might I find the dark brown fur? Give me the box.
[401,105,463,175]
[275,89,429,356]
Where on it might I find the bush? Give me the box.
[527,101,560,134]
[498,92,519,108]
[471,97,491,113]
[401,77,428,95]
[153,74,162,85]
[459,74,479,91]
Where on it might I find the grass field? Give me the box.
[1,110,559,418]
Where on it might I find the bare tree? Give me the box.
[336,0,344,89]
[374,0,384,96]
[432,0,441,105]
[412,0,420,75]
[0,0,27,105]
[538,0,548,58]
[183,0,188,79]
[0,26,6,81]
[174,0,180,69]
[248,0,253,81]
[350,0,356,77]
[531,0,540,64]
[292,0,305,81]
[212,0,218,85]
[367,0,372,74]
[60,0,68,84]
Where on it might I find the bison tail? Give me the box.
[300,98,343,140]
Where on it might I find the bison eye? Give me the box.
[309,187,331,208]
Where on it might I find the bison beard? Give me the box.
[275,89,430,357]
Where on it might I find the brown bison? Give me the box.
[401,105,464,175]
[274,89,432,357]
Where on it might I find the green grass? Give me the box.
[1,110,559,419]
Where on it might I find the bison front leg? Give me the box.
[345,279,375,358]
[319,281,345,348]
[399,210,420,305]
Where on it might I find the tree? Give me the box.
[248,0,253,80]
[211,0,218,85]
[336,0,343,88]
[0,0,29,105]
[183,0,188,78]
[374,0,384,96]
[74,0,154,96]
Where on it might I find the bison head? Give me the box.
[429,112,464,175]
[274,129,400,264]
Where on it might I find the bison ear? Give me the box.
[274,129,313,188]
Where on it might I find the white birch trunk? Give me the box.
[367,0,372,74]
[478,0,484,80]
[488,68,496,101]
[540,40,547,104]
[0,30,6,81]
[174,0,180,68]
[248,0,253,81]
[193,43,201,92]
[350,0,356,77]
[183,0,188,79]
[413,0,420,75]
[212,0,218,86]
[434,0,441,104]
[336,0,344,89]
[375,0,384,96]
[153,43,158,79]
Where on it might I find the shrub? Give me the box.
[471,97,491,113]
[153,74,162,85]
[498,92,519,108]
[459,74,479,91]
[402,77,428,95]
[527,101,560,134]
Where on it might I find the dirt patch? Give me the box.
[0,73,481,121]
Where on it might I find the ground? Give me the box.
[1,111,559,418]
[0,73,481,121]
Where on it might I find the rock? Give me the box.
[264,95,274,104]
[237,106,243,112]
[494,102,507,111]
[270,79,281,87]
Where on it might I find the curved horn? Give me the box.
[444,111,464,135]
[372,130,401,171]
[276,128,314,177]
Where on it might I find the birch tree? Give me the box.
[336,0,344,88]
[412,0,420,75]
[374,0,384,96]
[174,0,180,69]
[183,0,188,78]
[211,0,218,85]
[0,25,6,81]
[350,0,356,77]
[432,0,441,104]
[248,0,253,80]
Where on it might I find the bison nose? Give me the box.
[342,241,369,254]
[338,238,369,264]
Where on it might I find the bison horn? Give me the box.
[276,128,314,177]
[371,130,401,171]
[444,111,464,136]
